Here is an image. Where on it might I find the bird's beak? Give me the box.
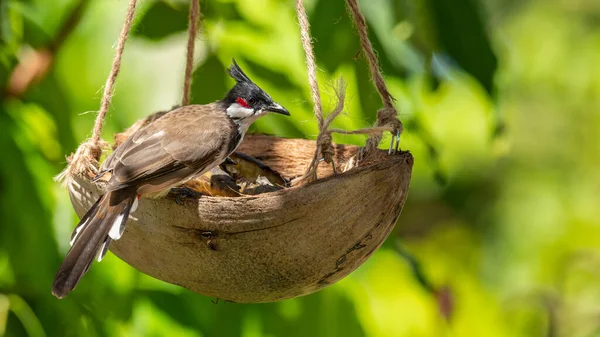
[266,102,290,116]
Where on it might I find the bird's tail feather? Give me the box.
[52,188,136,299]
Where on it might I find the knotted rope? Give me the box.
[56,0,138,184]
[345,0,403,155]
[294,0,402,184]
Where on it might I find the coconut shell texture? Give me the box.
[67,135,413,303]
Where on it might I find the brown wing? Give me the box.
[101,104,236,192]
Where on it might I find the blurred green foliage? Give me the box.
[1,0,600,336]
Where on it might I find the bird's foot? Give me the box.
[170,187,202,205]
[388,129,401,155]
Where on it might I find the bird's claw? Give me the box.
[388,130,401,155]
[318,157,337,176]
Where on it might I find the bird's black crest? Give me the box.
[228,59,253,84]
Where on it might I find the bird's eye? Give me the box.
[248,98,257,106]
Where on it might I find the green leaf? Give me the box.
[359,0,425,76]
[309,0,359,73]
[7,294,46,337]
[0,294,8,336]
[0,0,22,86]
[427,0,498,95]
[259,291,366,337]
[26,73,77,153]
[190,54,228,104]
[141,290,208,335]
[240,57,306,138]
[142,289,248,336]
[141,288,366,337]
[133,1,188,41]
[21,13,51,48]
[242,57,298,92]
[0,103,59,293]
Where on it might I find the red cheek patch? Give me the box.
[236,97,250,108]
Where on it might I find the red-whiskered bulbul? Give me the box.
[52,59,290,298]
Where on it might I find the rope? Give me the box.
[295,0,323,127]
[56,0,138,184]
[182,0,201,106]
[91,0,138,147]
[292,80,395,184]
[345,0,402,156]
[294,0,399,184]
[293,79,346,184]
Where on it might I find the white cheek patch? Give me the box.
[226,103,254,119]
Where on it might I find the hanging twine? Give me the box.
[55,0,138,184]
[294,0,329,184]
[345,0,403,156]
[293,80,395,184]
[182,0,201,106]
[295,0,323,126]
[294,0,400,184]
[293,79,345,184]
[91,0,137,147]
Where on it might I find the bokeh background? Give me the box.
[1,0,600,336]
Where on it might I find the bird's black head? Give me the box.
[222,59,290,122]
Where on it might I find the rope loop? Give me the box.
[294,0,404,184]
[345,0,403,157]
[317,131,334,165]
